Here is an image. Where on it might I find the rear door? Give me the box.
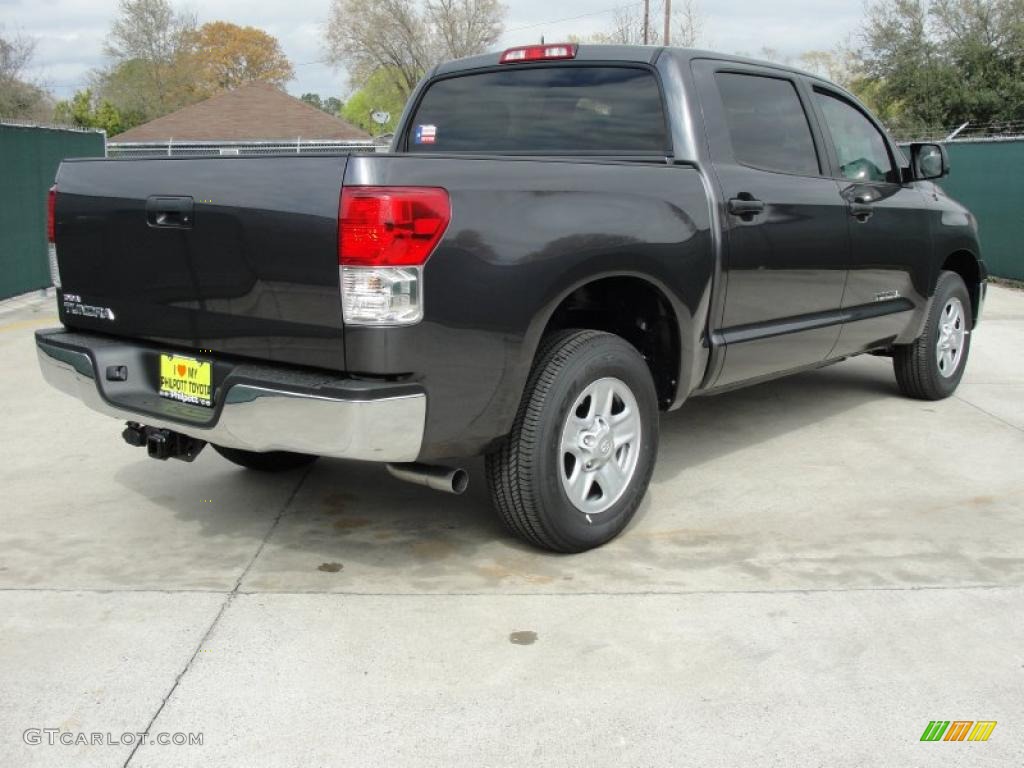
[692,61,849,387]
[808,86,932,356]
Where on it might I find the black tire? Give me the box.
[894,270,972,400]
[486,329,659,553]
[211,444,318,472]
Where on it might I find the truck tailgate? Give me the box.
[53,155,347,370]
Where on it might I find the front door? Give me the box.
[692,63,850,387]
[809,86,933,356]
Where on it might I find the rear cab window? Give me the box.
[406,66,668,154]
[713,72,821,176]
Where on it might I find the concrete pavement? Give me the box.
[1,285,1022,767]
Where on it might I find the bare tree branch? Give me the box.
[325,0,504,96]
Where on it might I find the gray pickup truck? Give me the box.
[37,44,986,552]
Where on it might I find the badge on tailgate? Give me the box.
[159,354,212,407]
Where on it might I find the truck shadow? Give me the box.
[113,355,904,586]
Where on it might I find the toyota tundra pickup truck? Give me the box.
[36,44,987,552]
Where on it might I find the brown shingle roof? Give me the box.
[111,82,369,142]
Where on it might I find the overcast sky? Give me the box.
[3,0,864,100]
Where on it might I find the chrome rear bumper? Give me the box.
[36,329,425,462]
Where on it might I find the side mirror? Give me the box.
[910,142,949,180]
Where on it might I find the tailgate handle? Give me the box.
[146,196,193,229]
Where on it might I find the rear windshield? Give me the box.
[407,66,668,154]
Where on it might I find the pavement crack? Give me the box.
[121,464,313,768]
[954,394,1023,433]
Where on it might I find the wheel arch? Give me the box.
[941,249,985,323]
[525,272,692,411]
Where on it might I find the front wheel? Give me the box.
[211,444,318,472]
[894,270,972,400]
[486,329,659,553]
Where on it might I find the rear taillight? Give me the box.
[47,185,61,288]
[339,187,449,266]
[499,44,577,64]
[47,186,56,243]
[338,186,450,325]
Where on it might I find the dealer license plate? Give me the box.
[159,354,213,407]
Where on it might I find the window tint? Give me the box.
[714,72,820,176]
[408,67,667,153]
[814,90,895,183]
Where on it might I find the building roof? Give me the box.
[111,82,369,142]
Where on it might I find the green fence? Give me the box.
[0,123,105,300]
[941,140,1024,280]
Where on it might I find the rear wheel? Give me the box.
[894,270,972,400]
[211,444,318,472]
[486,329,659,553]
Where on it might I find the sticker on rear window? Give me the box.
[414,124,437,144]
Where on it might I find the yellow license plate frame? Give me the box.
[158,354,213,407]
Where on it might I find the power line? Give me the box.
[505,1,644,34]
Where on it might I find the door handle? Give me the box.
[146,196,194,229]
[849,202,873,222]
[728,197,765,219]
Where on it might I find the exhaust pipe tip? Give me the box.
[387,463,469,495]
[450,467,469,495]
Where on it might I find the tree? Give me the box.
[301,92,323,111]
[325,0,505,97]
[89,3,294,131]
[430,0,505,59]
[1,27,50,120]
[798,49,858,87]
[587,0,705,46]
[341,67,408,134]
[103,0,197,114]
[673,0,705,47]
[91,58,160,128]
[301,92,345,115]
[187,21,294,96]
[53,89,127,135]
[855,0,1024,136]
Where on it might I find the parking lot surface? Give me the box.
[1,286,1022,767]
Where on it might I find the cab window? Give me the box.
[714,72,821,176]
[814,89,897,183]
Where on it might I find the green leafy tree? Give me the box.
[53,88,129,135]
[301,93,345,115]
[323,96,343,115]
[91,58,158,129]
[341,68,407,135]
[856,0,1024,136]
[300,92,323,110]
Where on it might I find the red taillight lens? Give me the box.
[339,186,450,266]
[47,185,57,243]
[499,44,577,64]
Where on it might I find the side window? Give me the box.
[714,72,820,176]
[814,90,896,183]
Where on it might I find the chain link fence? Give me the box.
[890,120,1024,144]
[106,138,386,158]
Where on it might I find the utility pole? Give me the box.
[663,0,671,45]
[643,0,650,44]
